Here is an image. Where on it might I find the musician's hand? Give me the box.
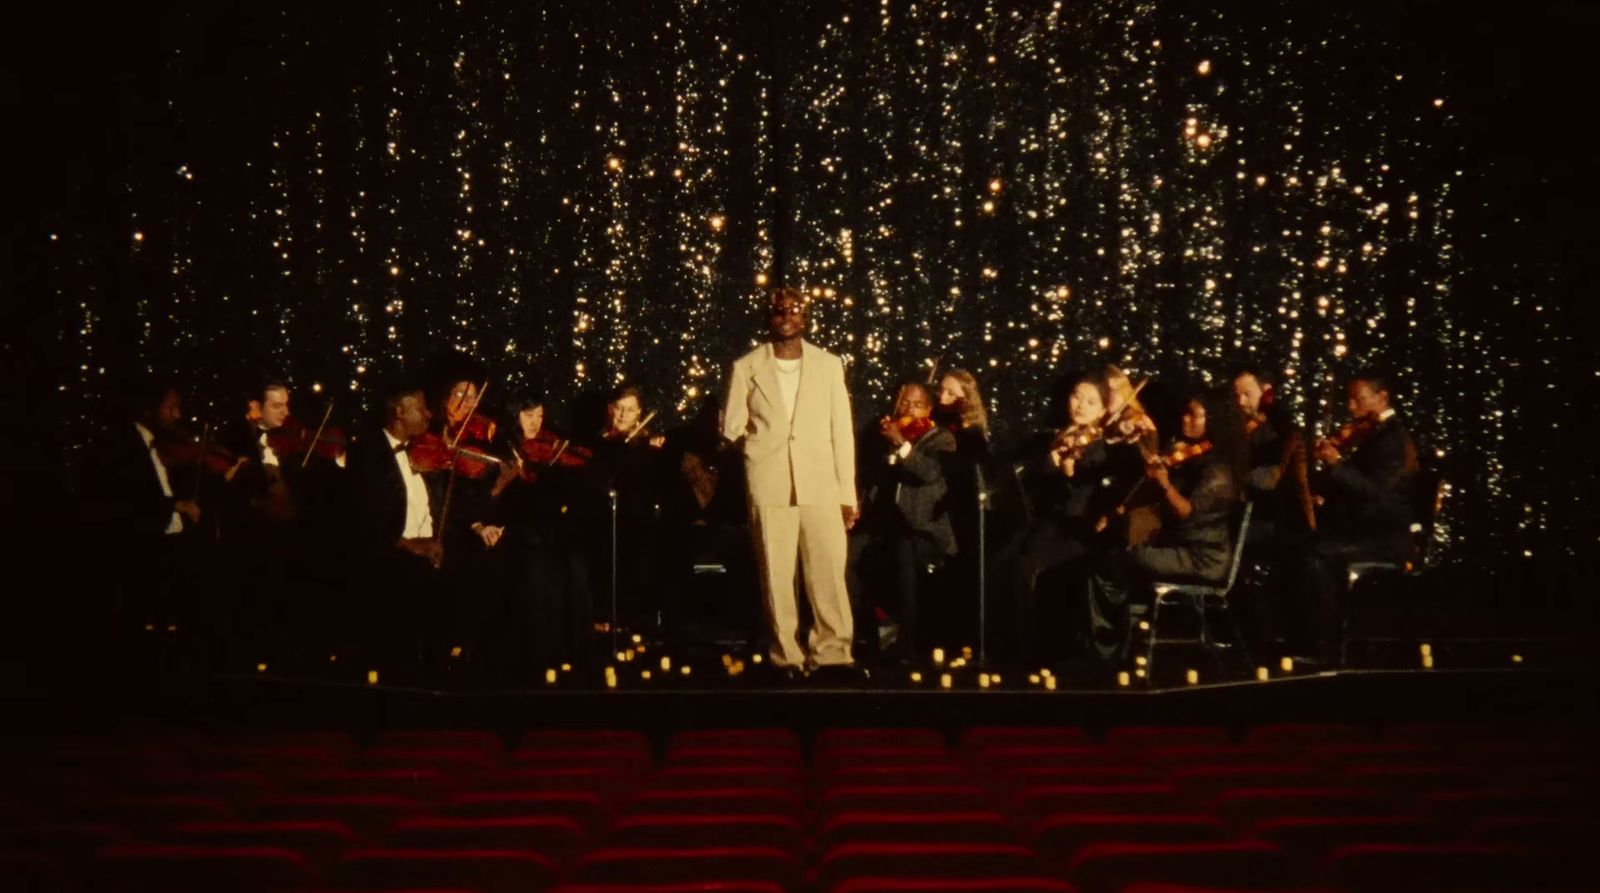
[1315,441,1342,466]
[648,434,666,450]
[1146,463,1171,489]
[175,499,202,524]
[879,417,906,448]
[842,504,860,531]
[1060,455,1077,478]
[472,523,505,549]
[223,457,249,483]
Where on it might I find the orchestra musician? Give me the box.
[995,374,1121,666]
[722,287,858,677]
[82,381,204,650]
[1088,388,1249,662]
[590,383,671,632]
[345,378,448,671]
[1288,370,1420,665]
[1233,365,1315,537]
[846,382,957,663]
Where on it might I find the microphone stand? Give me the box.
[975,463,990,668]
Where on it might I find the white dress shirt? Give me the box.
[385,429,434,540]
[258,430,281,467]
[135,423,184,535]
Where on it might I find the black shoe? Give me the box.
[748,660,805,686]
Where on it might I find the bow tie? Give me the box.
[393,440,410,454]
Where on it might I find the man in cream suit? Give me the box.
[722,288,859,672]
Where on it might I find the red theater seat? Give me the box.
[1250,816,1449,864]
[1243,723,1370,750]
[652,766,805,790]
[609,813,804,851]
[818,764,968,788]
[829,878,1075,893]
[289,769,453,799]
[1169,765,1323,799]
[551,883,788,893]
[125,769,280,802]
[820,785,991,816]
[665,747,805,769]
[816,729,947,751]
[667,729,800,752]
[1211,787,1395,827]
[521,730,651,753]
[509,747,653,775]
[961,727,1093,751]
[817,842,1040,891]
[628,787,803,817]
[95,843,317,893]
[1103,727,1231,750]
[1066,841,1293,893]
[388,815,587,853]
[572,845,800,889]
[1013,784,1186,818]
[358,747,501,773]
[372,731,504,755]
[223,745,348,774]
[256,795,420,835]
[444,790,605,826]
[169,819,358,868]
[1325,843,1544,893]
[819,811,1015,848]
[1027,814,1231,864]
[475,767,633,794]
[815,747,953,772]
[336,848,556,893]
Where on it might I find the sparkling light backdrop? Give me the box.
[47,0,1572,560]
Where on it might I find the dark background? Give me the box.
[3,1,1596,581]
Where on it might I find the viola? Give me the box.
[405,431,505,479]
[518,430,592,469]
[264,416,348,466]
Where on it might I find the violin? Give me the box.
[154,422,243,476]
[885,414,937,445]
[405,431,506,479]
[605,409,662,447]
[448,411,497,445]
[1319,414,1381,455]
[517,429,592,469]
[1150,438,1212,469]
[264,415,348,467]
[1051,422,1103,465]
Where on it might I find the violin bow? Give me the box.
[549,438,570,465]
[624,409,658,444]
[191,422,211,502]
[448,379,490,450]
[302,401,335,468]
[926,355,942,386]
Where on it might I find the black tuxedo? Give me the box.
[82,424,178,541]
[1291,413,1420,662]
[346,428,446,554]
[848,424,958,658]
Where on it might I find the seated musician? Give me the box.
[1089,388,1248,662]
[1290,370,1420,665]
[995,374,1122,666]
[847,382,957,663]
[1232,365,1315,538]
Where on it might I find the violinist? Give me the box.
[1233,365,1315,537]
[846,382,957,663]
[994,374,1120,665]
[1288,371,1419,665]
[220,379,296,524]
[78,381,204,660]
[934,369,992,549]
[591,383,671,632]
[1089,389,1248,662]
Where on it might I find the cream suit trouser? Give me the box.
[750,502,854,669]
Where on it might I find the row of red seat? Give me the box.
[2,724,1589,892]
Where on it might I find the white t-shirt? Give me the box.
[385,429,435,540]
[775,356,802,423]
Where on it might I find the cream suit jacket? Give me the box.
[722,340,857,509]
